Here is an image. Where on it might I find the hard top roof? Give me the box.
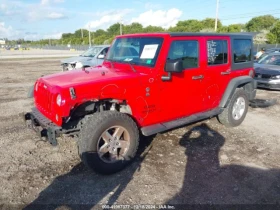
[117,32,253,38]
[168,32,254,37]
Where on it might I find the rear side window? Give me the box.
[167,40,198,69]
[233,39,252,63]
[207,40,228,65]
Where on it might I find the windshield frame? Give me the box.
[80,47,103,57]
[106,36,164,68]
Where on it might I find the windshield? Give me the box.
[258,54,280,65]
[106,37,164,67]
[81,47,103,57]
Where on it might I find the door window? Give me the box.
[207,40,228,65]
[167,40,199,69]
[233,39,252,63]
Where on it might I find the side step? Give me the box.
[141,108,222,136]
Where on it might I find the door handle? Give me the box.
[221,71,231,75]
[192,75,204,80]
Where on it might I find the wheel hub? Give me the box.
[232,96,246,120]
[97,126,130,163]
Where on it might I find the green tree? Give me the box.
[74,29,89,38]
[227,24,245,32]
[245,15,278,32]
[62,33,73,39]
[201,18,222,30]
[267,21,280,43]
[176,19,203,32]
[143,25,165,33]
[94,29,107,37]
[217,26,229,33]
[107,23,121,36]
[123,22,143,34]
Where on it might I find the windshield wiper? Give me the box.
[127,62,136,73]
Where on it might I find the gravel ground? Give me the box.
[0,59,280,210]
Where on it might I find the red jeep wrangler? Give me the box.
[24,33,256,174]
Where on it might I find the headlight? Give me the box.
[56,94,65,106]
[271,75,280,79]
[75,62,83,69]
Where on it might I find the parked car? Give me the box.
[266,48,280,53]
[24,32,256,174]
[60,45,110,71]
[254,52,280,90]
[254,48,280,62]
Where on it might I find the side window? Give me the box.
[100,48,109,56]
[168,40,198,69]
[207,40,228,65]
[233,39,252,63]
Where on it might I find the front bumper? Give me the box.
[23,107,62,146]
[255,78,280,90]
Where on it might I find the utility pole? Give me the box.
[89,29,91,47]
[81,28,83,38]
[120,19,123,35]
[88,24,92,47]
[214,0,219,32]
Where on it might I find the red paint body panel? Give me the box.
[33,33,254,128]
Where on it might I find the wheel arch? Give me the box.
[219,76,256,108]
[69,99,133,120]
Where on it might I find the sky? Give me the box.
[0,0,280,40]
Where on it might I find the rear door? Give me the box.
[202,36,231,110]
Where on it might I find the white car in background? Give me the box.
[61,45,110,71]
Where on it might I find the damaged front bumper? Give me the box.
[23,108,63,146]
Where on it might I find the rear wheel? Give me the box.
[78,111,139,174]
[218,88,249,127]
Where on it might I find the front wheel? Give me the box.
[78,111,139,174]
[217,88,249,127]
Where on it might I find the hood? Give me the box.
[40,65,143,88]
[254,63,280,75]
[61,56,97,64]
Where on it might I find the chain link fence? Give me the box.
[253,44,279,52]
[29,44,90,51]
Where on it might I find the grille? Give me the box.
[36,82,53,115]
[255,73,271,79]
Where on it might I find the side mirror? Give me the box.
[162,59,183,81]
[165,59,184,73]
[97,54,105,59]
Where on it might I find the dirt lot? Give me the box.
[0,59,280,209]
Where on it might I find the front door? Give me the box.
[159,37,205,123]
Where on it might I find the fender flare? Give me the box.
[27,85,34,98]
[219,76,257,108]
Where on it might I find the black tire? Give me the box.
[217,88,249,127]
[78,111,139,174]
[62,66,68,72]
